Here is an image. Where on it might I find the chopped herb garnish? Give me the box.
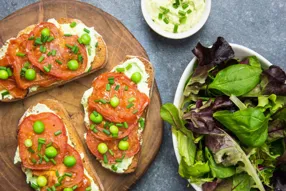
[28,36,35,40]
[122,137,128,141]
[34,37,42,45]
[123,122,128,128]
[116,67,125,73]
[109,149,114,156]
[116,123,123,127]
[139,117,145,129]
[64,34,72,37]
[111,165,117,171]
[106,84,111,91]
[43,155,49,162]
[78,55,83,62]
[95,42,98,47]
[126,64,132,70]
[158,13,163,20]
[90,124,95,131]
[126,103,134,109]
[47,51,52,56]
[86,186,92,191]
[31,183,39,189]
[1,90,9,99]
[133,109,138,114]
[93,128,98,133]
[128,97,136,102]
[178,10,186,16]
[187,9,192,14]
[124,86,129,91]
[95,99,108,104]
[54,130,62,136]
[51,49,57,56]
[102,129,111,135]
[31,158,37,164]
[115,154,125,162]
[47,36,54,42]
[39,45,47,53]
[16,52,26,57]
[173,24,179,33]
[55,59,62,65]
[115,85,120,91]
[72,185,78,190]
[78,38,83,44]
[56,170,60,177]
[38,55,45,63]
[103,154,108,164]
[163,18,169,24]
[182,3,189,9]
[65,44,73,49]
[38,138,46,144]
[179,16,187,24]
[50,158,56,165]
[54,182,61,187]
[64,172,73,177]
[70,22,77,28]
[0,66,6,70]
[28,147,35,153]
[93,111,99,117]
[46,142,53,147]
[44,64,52,73]
[84,28,90,33]
[87,46,91,56]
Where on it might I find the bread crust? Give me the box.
[18,99,105,191]
[88,55,154,174]
[1,18,108,102]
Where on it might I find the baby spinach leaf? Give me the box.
[232,173,254,191]
[208,64,262,96]
[179,159,210,178]
[184,37,235,100]
[205,147,236,179]
[213,108,268,147]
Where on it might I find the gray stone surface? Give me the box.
[1,0,286,190]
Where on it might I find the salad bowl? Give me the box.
[172,43,272,191]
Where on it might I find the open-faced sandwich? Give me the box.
[81,55,154,173]
[14,99,104,191]
[0,18,107,102]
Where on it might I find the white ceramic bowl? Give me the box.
[141,0,211,39]
[172,44,272,191]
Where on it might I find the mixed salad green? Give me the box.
[161,37,286,191]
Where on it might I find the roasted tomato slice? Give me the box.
[18,113,67,170]
[0,52,27,98]
[76,176,93,191]
[26,22,88,80]
[87,108,137,141]
[7,34,57,89]
[86,126,140,163]
[32,145,84,190]
[88,72,149,123]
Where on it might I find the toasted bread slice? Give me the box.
[16,99,104,191]
[1,18,108,102]
[82,55,154,174]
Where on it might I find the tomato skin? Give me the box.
[18,113,67,170]
[32,145,84,190]
[76,176,92,191]
[87,108,137,141]
[26,22,88,80]
[86,126,140,163]
[88,72,150,123]
[6,34,58,89]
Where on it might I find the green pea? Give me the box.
[97,143,108,154]
[33,121,45,134]
[90,112,103,124]
[110,96,120,108]
[41,28,50,37]
[80,34,91,45]
[110,125,119,135]
[25,69,36,81]
[67,60,79,71]
[37,175,47,187]
[45,146,58,158]
[131,72,142,84]
[0,70,9,80]
[63,155,77,167]
[24,139,33,147]
[118,140,129,151]
[63,188,73,191]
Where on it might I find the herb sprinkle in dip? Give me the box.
[145,0,206,33]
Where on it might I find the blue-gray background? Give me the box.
[1,0,285,190]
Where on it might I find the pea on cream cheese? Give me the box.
[81,57,149,173]
[145,0,206,33]
[14,103,99,191]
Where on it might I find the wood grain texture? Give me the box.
[0,0,163,190]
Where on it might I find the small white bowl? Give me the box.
[141,0,211,39]
[172,44,272,191]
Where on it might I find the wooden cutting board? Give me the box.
[0,0,163,190]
